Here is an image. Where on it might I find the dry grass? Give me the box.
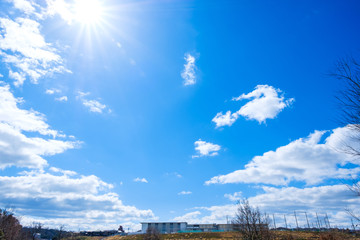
[105,231,360,240]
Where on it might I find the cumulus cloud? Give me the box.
[175,184,359,228]
[192,139,221,158]
[0,17,69,86]
[181,53,196,86]
[213,85,294,127]
[0,84,78,169]
[206,127,359,186]
[0,170,156,230]
[178,191,192,195]
[77,91,110,114]
[224,191,242,202]
[5,0,37,15]
[134,177,148,183]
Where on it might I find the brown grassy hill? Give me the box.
[105,231,360,240]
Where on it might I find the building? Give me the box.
[141,222,237,234]
[141,222,187,234]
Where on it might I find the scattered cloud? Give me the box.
[192,139,221,158]
[206,127,359,186]
[77,91,110,114]
[0,17,69,86]
[178,191,192,195]
[134,177,148,183]
[213,85,294,127]
[55,96,67,102]
[0,169,156,230]
[0,83,79,169]
[174,184,360,228]
[224,191,242,202]
[181,53,196,86]
[165,172,182,178]
[45,88,61,95]
[173,211,201,223]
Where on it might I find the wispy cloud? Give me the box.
[5,0,37,15]
[181,53,196,86]
[224,191,242,202]
[213,85,294,127]
[55,96,67,102]
[45,88,61,95]
[134,177,148,183]
[206,127,358,186]
[77,91,110,114]
[178,191,192,195]
[192,139,221,158]
[0,17,69,86]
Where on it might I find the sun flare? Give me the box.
[73,0,104,25]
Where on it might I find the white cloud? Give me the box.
[0,17,69,86]
[134,177,148,183]
[181,53,196,86]
[192,139,221,158]
[173,211,201,223]
[45,88,61,95]
[77,91,109,114]
[174,184,360,228]
[165,172,182,178]
[55,96,67,102]
[44,0,74,24]
[82,99,106,113]
[8,70,26,87]
[0,170,156,230]
[5,0,36,15]
[212,111,238,128]
[178,191,192,195]
[206,127,359,186]
[0,83,78,169]
[213,85,294,127]
[224,191,242,202]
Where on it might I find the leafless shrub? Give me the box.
[233,199,274,240]
[143,227,160,240]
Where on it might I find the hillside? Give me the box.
[104,231,360,240]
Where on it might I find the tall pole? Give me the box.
[351,218,356,231]
[305,212,310,229]
[273,214,276,229]
[325,213,331,229]
[284,215,288,229]
[294,211,299,229]
[316,213,321,229]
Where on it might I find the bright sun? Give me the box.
[74,0,104,25]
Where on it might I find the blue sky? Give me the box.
[0,0,360,231]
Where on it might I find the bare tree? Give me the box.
[0,209,23,240]
[332,57,360,157]
[332,57,360,224]
[143,227,160,240]
[233,199,273,240]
